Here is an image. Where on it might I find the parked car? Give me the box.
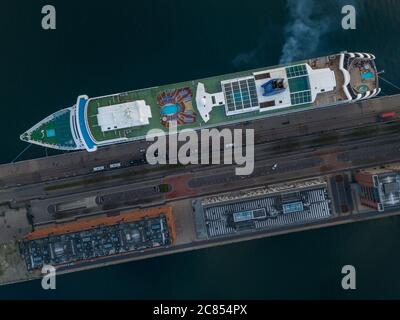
[109,162,121,169]
[93,166,105,172]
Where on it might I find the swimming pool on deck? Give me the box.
[161,103,181,116]
[46,129,55,137]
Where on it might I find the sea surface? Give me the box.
[0,0,400,299]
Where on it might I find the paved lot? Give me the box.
[170,200,197,245]
[0,205,30,243]
[0,128,399,232]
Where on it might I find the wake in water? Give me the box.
[233,0,339,68]
[279,0,332,64]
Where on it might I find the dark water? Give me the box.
[1,0,400,299]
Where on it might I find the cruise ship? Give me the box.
[20,52,380,152]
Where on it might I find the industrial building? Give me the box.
[193,179,332,239]
[355,163,400,211]
[20,206,176,271]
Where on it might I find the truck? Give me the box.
[378,111,397,120]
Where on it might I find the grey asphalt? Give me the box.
[1,116,399,207]
[12,130,400,228]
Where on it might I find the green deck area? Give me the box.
[86,61,313,144]
[23,60,319,149]
[23,110,76,149]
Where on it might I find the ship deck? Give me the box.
[86,63,314,144]
[21,52,379,149]
[21,109,77,150]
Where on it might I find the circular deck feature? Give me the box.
[156,87,196,128]
[357,84,369,93]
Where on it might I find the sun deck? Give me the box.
[84,61,323,144]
